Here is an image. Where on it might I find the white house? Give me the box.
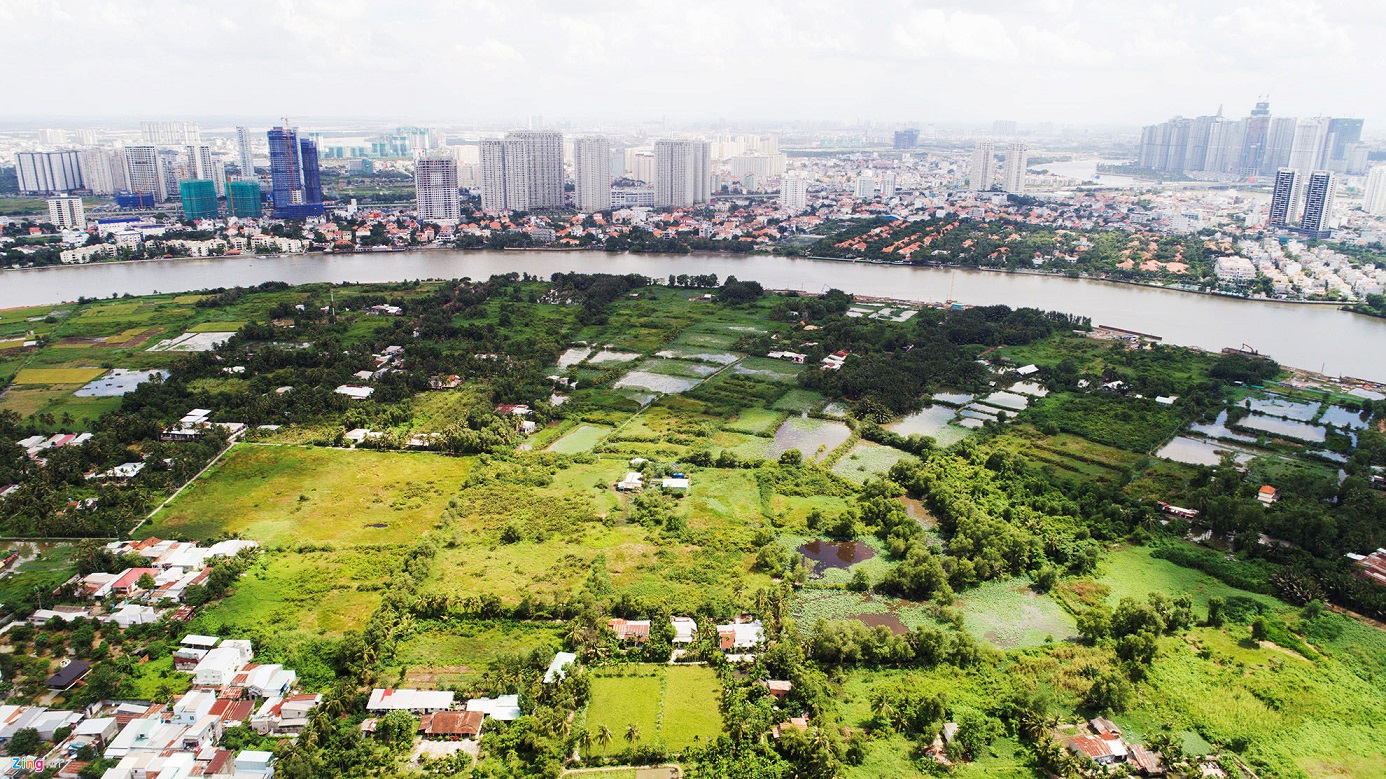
[366,689,454,714]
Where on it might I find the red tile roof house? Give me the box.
[762,680,793,700]
[608,618,651,643]
[1067,734,1127,765]
[110,568,161,596]
[419,710,484,740]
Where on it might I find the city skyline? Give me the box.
[4,1,1386,130]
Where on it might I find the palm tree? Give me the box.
[597,724,613,750]
[624,723,641,747]
[576,728,592,758]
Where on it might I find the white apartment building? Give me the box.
[970,140,995,191]
[414,152,460,223]
[478,131,564,212]
[780,171,808,213]
[47,195,84,229]
[654,139,711,208]
[1363,165,1386,216]
[572,136,612,213]
[1002,141,1028,195]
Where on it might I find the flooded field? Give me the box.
[556,347,591,368]
[613,371,702,393]
[798,539,877,573]
[979,391,1030,411]
[1245,396,1319,421]
[654,349,740,364]
[931,392,975,407]
[897,496,936,529]
[1237,414,1327,443]
[1189,410,1256,442]
[852,612,909,635]
[588,350,642,364]
[1009,381,1049,397]
[1157,436,1255,466]
[1320,405,1370,430]
[886,405,969,446]
[770,417,852,461]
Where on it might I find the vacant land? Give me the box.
[11,367,107,384]
[956,578,1079,649]
[582,664,723,756]
[144,445,473,545]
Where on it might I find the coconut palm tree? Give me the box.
[624,723,641,747]
[577,727,592,756]
[597,724,613,750]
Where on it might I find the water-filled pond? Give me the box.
[798,539,877,572]
[1236,414,1327,443]
[1245,396,1320,421]
[1156,436,1254,466]
[1319,405,1369,430]
[770,417,852,461]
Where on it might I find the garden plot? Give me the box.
[582,665,723,756]
[636,358,720,378]
[770,417,852,462]
[73,368,167,397]
[732,356,803,382]
[147,331,236,352]
[11,367,107,385]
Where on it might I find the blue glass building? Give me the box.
[267,126,325,219]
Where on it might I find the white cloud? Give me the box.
[0,0,1381,129]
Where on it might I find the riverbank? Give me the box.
[0,248,1381,379]
[2,247,1358,309]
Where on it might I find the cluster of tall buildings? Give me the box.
[1269,168,1337,238]
[12,119,278,220]
[1137,102,1366,178]
[969,140,1029,195]
[471,131,713,214]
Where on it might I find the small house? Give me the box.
[1257,485,1279,505]
[419,710,484,739]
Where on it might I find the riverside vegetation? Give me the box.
[0,273,1383,779]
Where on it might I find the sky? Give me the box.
[3,0,1382,131]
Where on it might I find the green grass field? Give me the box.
[546,424,611,453]
[582,664,723,756]
[11,367,106,384]
[143,445,473,545]
[390,622,566,688]
[830,441,917,483]
[1097,544,1283,612]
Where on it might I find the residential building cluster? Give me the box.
[1227,237,1386,298]
[0,634,315,779]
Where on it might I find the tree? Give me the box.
[624,723,641,747]
[376,710,417,749]
[136,572,157,591]
[7,728,41,756]
[597,724,613,750]
[1084,672,1134,713]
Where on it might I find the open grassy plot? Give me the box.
[831,441,917,483]
[11,366,106,384]
[389,622,566,688]
[957,578,1078,649]
[0,386,72,417]
[144,445,473,545]
[772,388,827,413]
[1097,543,1283,612]
[659,665,725,750]
[723,407,785,435]
[189,321,247,333]
[546,424,612,453]
[193,547,396,637]
[128,655,192,701]
[0,543,76,607]
[582,664,723,755]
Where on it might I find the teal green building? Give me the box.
[179,179,218,220]
[227,180,263,218]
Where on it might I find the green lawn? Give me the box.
[582,664,723,756]
[830,441,917,483]
[546,424,611,453]
[143,445,473,545]
[1097,544,1283,612]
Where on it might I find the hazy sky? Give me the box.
[4,0,1381,131]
